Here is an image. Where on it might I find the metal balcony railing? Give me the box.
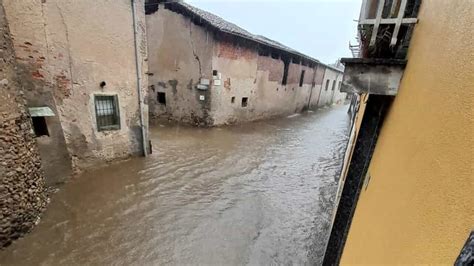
[359,0,419,47]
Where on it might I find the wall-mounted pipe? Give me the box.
[131,0,147,156]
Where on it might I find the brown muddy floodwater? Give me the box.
[0,105,350,266]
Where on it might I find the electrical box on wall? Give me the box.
[196,84,208,90]
[196,78,210,90]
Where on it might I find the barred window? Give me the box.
[94,95,120,131]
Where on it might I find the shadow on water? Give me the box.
[0,105,351,265]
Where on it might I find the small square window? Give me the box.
[241,97,248,107]
[212,70,218,76]
[157,92,166,105]
[231,96,235,103]
[95,95,120,131]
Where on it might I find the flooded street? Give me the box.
[1,105,350,265]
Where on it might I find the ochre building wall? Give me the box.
[3,0,149,174]
[341,0,474,264]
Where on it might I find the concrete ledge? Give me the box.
[340,58,407,96]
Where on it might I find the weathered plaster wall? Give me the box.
[319,67,344,106]
[0,0,47,247]
[146,6,214,126]
[146,4,343,126]
[341,0,474,264]
[211,40,319,125]
[307,64,326,109]
[3,0,149,172]
[2,0,72,184]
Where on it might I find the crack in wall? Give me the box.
[56,3,76,88]
[188,20,202,78]
[40,2,51,82]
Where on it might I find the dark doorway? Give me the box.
[32,116,49,137]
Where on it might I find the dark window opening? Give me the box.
[299,70,305,87]
[241,97,248,107]
[271,52,279,59]
[338,81,342,91]
[282,60,289,85]
[325,79,330,91]
[157,92,166,105]
[231,96,235,103]
[212,70,218,76]
[332,80,336,91]
[95,95,120,131]
[32,116,49,137]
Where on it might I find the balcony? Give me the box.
[343,0,421,96]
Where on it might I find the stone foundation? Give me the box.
[0,0,48,248]
[0,116,48,248]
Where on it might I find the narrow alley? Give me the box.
[0,106,350,265]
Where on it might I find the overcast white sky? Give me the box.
[187,0,362,64]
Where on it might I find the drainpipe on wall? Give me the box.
[131,0,147,157]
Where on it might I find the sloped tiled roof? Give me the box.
[172,1,321,64]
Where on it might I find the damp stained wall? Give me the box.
[319,67,344,107]
[340,0,474,264]
[145,4,344,126]
[3,0,149,174]
[211,39,319,125]
[0,0,47,247]
[308,64,326,109]
[146,6,215,126]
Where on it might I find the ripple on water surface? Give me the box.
[0,105,351,265]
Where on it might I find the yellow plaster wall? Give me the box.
[341,0,474,264]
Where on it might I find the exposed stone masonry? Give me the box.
[0,0,48,248]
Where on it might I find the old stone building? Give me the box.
[145,1,346,126]
[2,0,149,183]
[0,0,47,247]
